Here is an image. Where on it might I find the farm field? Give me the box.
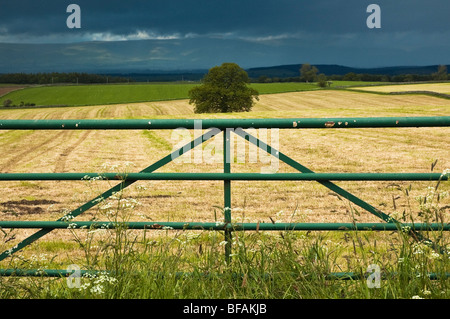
[0,84,25,98]
[0,87,448,299]
[0,81,381,107]
[0,88,448,227]
[350,82,450,94]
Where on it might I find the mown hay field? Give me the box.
[0,87,448,261]
[351,82,450,94]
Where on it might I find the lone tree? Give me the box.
[432,65,448,81]
[316,73,329,88]
[300,63,319,83]
[189,63,259,113]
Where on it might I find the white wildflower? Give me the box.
[135,185,148,191]
[232,239,243,247]
[60,214,74,222]
[79,272,117,295]
[80,282,91,290]
[412,243,426,255]
[5,245,18,256]
[35,268,46,276]
[390,211,402,221]
[99,201,114,210]
[441,168,450,177]
[124,161,135,166]
[90,284,104,295]
[67,223,77,229]
[430,251,440,259]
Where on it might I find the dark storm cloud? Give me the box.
[2,0,345,37]
[0,0,449,71]
[2,0,449,40]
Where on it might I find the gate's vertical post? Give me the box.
[223,128,232,263]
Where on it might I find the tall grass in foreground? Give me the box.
[0,173,448,299]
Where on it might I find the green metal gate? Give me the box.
[0,116,449,277]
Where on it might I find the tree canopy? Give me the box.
[299,64,319,83]
[432,65,448,81]
[188,63,259,113]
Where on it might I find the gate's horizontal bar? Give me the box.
[0,268,448,280]
[0,221,448,231]
[0,117,449,130]
[0,268,102,277]
[0,172,447,181]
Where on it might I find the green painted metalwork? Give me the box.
[223,128,232,263]
[0,116,449,130]
[0,268,101,277]
[0,172,446,181]
[0,268,448,281]
[234,128,447,251]
[234,128,396,223]
[0,117,448,277]
[0,221,448,231]
[0,128,220,262]
[1,268,448,281]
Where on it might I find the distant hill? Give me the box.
[246,64,449,79]
[110,64,448,82]
[3,64,445,84]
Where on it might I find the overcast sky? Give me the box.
[1,0,449,72]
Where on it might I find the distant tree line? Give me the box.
[1,65,448,85]
[0,72,131,85]
[254,65,449,84]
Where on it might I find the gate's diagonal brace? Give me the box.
[233,128,440,248]
[0,128,220,262]
[234,128,392,222]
